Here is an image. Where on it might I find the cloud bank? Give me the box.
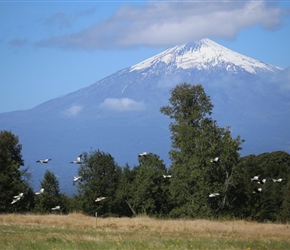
[99,98,145,111]
[34,1,287,50]
[62,105,83,117]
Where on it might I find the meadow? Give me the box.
[0,213,290,249]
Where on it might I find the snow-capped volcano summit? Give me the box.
[130,38,281,74]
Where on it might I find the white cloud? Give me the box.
[35,1,287,50]
[99,98,145,111]
[62,105,83,117]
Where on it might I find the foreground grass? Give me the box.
[0,213,290,249]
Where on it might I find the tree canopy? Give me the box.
[0,130,32,212]
[160,83,243,218]
[34,170,68,214]
[77,150,122,217]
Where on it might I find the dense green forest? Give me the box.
[1,83,289,222]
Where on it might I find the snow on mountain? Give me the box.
[130,38,281,74]
[0,38,288,195]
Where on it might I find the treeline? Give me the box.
[1,83,289,222]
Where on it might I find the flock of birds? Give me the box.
[10,152,285,210]
[10,154,84,210]
[10,154,111,210]
[35,154,83,165]
[207,156,285,198]
[11,187,44,205]
[250,175,283,194]
[139,153,223,197]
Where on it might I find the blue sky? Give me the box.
[1,0,290,113]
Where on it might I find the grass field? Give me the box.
[1,213,290,249]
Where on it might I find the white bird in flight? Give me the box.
[210,157,219,163]
[11,192,24,204]
[36,158,52,163]
[95,197,106,202]
[209,193,220,198]
[163,175,172,178]
[253,188,262,194]
[250,175,260,182]
[51,205,61,211]
[71,154,82,164]
[14,193,24,199]
[272,178,283,183]
[257,178,267,185]
[73,176,83,185]
[11,197,21,204]
[138,152,149,157]
[35,188,44,195]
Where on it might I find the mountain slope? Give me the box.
[0,38,288,195]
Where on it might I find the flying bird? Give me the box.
[73,176,83,185]
[272,178,283,183]
[253,188,262,194]
[11,192,24,204]
[95,197,106,202]
[11,197,21,204]
[210,157,219,163]
[36,158,52,163]
[250,175,260,182]
[209,193,220,198]
[138,152,149,157]
[71,154,82,164]
[51,205,61,211]
[35,188,44,195]
[14,193,24,199]
[257,179,267,185]
[162,175,172,178]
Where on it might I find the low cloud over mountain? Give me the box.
[100,98,145,111]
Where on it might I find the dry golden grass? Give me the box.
[1,213,290,242]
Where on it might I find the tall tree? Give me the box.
[77,150,122,217]
[0,130,32,212]
[34,170,66,213]
[160,83,243,218]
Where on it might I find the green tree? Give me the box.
[115,164,138,217]
[160,83,243,218]
[235,151,290,222]
[280,181,290,222]
[127,153,171,216]
[226,155,256,219]
[0,130,33,212]
[77,150,122,217]
[34,170,66,213]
